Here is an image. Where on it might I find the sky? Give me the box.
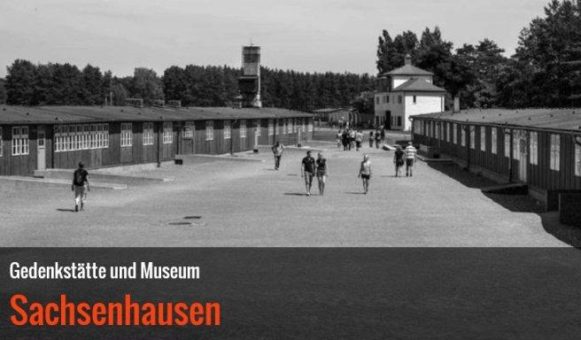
[0,0,551,78]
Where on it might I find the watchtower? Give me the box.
[238,46,262,108]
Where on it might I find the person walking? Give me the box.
[315,152,328,196]
[355,130,364,151]
[358,154,372,194]
[349,129,356,151]
[393,145,405,177]
[368,131,374,148]
[271,141,285,170]
[375,129,382,149]
[71,162,90,212]
[336,130,343,149]
[404,141,418,177]
[301,150,316,196]
[342,130,350,151]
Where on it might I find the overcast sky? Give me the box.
[0,0,550,78]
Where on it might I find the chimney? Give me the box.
[453,97,460,113]
[404,54,412,66]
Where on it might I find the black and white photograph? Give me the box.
[1,0,581,338]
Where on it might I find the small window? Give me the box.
[282,119,287,135]
[575,143,581,176]
[550,134,560,171]
[453,123,457,145]
[413,95,417,104]
[288,119,293,134]
[104,124,109,148]
[205,121,214,141]
[504,132,511,158]
[163,122,173,144]
[255,120,262,137]
[143,122,154,146]
[0,127,3,157]
[308,121,313,132]
[376,97,380,105]
[398,95,402,104]
[64,125,70,151]
[461,126,466,147]
[397,116,402,128]
[121,123,133,147]
[512,131,520,161]
[480,126,486,152]
[469,127,475,149]
[268,119,274,136]
[529,131,538,165]
[224,120,231,139]
[11,126,30,156]
[240,120,247,138]
[184,122,194,139]
[491,128,497,154]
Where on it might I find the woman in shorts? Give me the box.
[358,154,372,194]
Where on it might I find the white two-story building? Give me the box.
[374,55,446,131]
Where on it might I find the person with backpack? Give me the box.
[71,162,90,212]
[271,141,285,170]
[368,131,374,148]
[393,145,405,177]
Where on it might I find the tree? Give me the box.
[456,39,507,108]
[505,0,581,107]
[0,78,6,104]
[5,59,37,105]
[131,68,164,105]
[81,64,104,105]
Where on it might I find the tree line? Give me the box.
[376,0,581,109]
[1,60,375,112]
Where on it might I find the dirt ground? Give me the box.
[0,139,568,247]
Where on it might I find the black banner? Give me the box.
[1,248,581,339]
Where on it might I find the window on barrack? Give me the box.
[206,121,214,141]
[240,120,247,138]
[224,120,231,139]
[121,123,133,147]
[143,122,154,146]
[11,126,29,156]
[163,122,173,144]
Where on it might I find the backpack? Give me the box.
[74,170,85,186]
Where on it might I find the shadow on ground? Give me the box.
[428,162,581,248]
[284,192,308,197]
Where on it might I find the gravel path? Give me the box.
[0,141,567,247]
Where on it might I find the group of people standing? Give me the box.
[337,128,366,151]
